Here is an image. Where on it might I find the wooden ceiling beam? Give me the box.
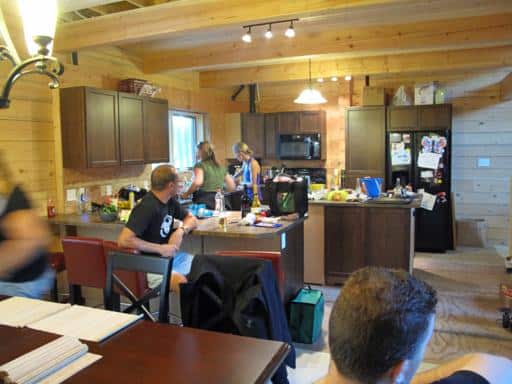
[143,13,512,72]
[199,45,512,88]
[54,0,402,52]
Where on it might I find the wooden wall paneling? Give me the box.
[501,73,512,101]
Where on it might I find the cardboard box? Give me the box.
[363,87,386,106]
[415,82,436,105]
[456,219,487,248]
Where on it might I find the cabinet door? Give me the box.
[345,107,385,177]
[143,98,169,164]
[277,112,299,134]
[118,93,145,165]
[264,113,278,159]
[85,88,120,167]
[419,104,451,130]
[387,106,417,131]
[241,113,265,158]
[299,111,323,133]
[325,206,366,284]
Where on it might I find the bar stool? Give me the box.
[47,251,65,302]
[61,236,108,307]
[214,251,284,292]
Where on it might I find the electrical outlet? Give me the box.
[66,189,76,202]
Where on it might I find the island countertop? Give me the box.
[308,198,421,209]
[48,212,305,239]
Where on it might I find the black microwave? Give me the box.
[279,133,321,160]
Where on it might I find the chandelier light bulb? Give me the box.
[242,28,252,43]
[264,25,273,39]
[285,22,295,38]
[344,75,352,81]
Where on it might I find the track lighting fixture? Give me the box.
[345,75,352,81]
[317,78,324,83]
[242,19,298,43]
[264,24,273,39]
[242,27,252,43]
[285,21,295,38]
[331,76,338,82]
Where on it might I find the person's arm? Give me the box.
[0,209,51,278]
[167,212,198,250]
[118,227,177,257]
[181,167,204,199]
[250,159,261,188]
[224,173,236,192]
[411,353,512,384]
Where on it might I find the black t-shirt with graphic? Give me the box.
[432,371,489,384]
[0,186,48,282]
[126,191,189,245]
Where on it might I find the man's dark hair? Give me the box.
[329,267,437,384]
[151,165,178,191]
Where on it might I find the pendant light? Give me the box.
[294,59,327,104]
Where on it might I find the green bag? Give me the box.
[289,287,324,344]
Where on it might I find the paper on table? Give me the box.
[38,353,102,384]
[418,152,442,170]
[420,192,437,211]
[28,305,142,342]
[0,297,70,327]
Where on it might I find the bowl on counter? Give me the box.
[99,211,118,222]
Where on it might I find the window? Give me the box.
[168,111,204,170]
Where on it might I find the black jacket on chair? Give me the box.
[180,254,296,384]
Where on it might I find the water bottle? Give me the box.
[215,188,225,213]
[240,185,251,218]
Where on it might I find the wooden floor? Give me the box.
[302,246,512,364]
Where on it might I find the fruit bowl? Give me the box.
[99,211,118,222]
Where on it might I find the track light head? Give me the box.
[331,76,338,82]
[264,24,273,39]
[317,78,324,83]
[344,75,352,81]
[242,27,252,43]
[285,21,295,38]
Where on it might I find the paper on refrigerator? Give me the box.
[420,192,436,211]
[418,152,442,170]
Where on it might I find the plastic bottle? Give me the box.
[240,185,251,218]
[393,177,402,198]
[355,178,362,196]
[214,188,225,213]
[129,191,135,209]
[47,198,56,218]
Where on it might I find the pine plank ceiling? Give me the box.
[52,0,512,86]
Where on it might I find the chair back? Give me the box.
[214,251,284,291]
[105,251,173,323]
[62,236,105,289]
[103,241,148,297]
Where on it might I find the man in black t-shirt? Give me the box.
[118,165,198,292]
[317,267,512,384]
[0,185,53,298]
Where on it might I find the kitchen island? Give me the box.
[304,199,420,285]
[49,212,305,303]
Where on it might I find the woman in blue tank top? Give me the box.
[232,142,262,201]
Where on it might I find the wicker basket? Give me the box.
[118,78,147,94]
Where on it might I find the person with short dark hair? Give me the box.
[118,164,198,292]
[318,267,512,384]
[181,141,235,209]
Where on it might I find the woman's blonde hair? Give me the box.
[232,142,253,156]
[197,141,219,167]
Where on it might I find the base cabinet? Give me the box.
[324,205,414,284]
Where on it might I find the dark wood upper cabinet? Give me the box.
[277,112,299,134]
[60,86,169,168]
[388,104,452,132]
[418,104,452,130]
[298,111,323,133]
[345,106,386,178]
[118,92,145,165]
[61,87,120,168]
[241,113,265,158]
[143,98,169,164]
[387,106,418,131]
[264,113,278,159]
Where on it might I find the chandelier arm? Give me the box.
[0,46,18,67]
[0,56,64,108]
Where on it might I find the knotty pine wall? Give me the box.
[238,69,511,245]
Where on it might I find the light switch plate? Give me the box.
[106,185,113,196]
[477,158,490,168]
[66,189,76,202]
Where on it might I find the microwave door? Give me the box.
[280,142,308,159]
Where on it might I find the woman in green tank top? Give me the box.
[181,141,235,209]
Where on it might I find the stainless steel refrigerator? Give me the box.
[386,130,453,252]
